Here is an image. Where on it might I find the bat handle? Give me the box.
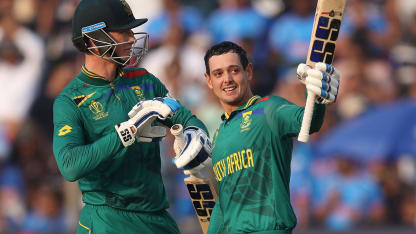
[298,92,316,142]
[170,124,186,154]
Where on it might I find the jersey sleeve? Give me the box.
[150,74,209,135]
[53,96,123,182]
[265,96,325,138]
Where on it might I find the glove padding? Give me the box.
[116,97,181,146]
[172,126,212,176]
[297,62,340,104]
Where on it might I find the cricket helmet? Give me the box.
[72,0,149,66]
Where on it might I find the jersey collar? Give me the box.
[78,65,125,86]
[221,95,261,121]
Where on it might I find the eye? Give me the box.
[213,71,223,77]
[231,67,240,74]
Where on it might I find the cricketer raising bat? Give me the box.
[298,0,347,142]
[170,124,218,234]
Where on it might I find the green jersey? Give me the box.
[53,66,207,212]
[209,95,325,234]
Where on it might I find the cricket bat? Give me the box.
[298,0,347,142]
[170,124,217,234]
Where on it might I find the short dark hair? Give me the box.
[204,41,249,74]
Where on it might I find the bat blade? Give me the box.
[184,176,217,234]
[298,0,346,142]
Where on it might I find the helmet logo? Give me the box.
[120,0,133,16]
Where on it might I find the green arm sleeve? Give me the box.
[152,75,209,135]
[53,96,123,182]
[266,96,325,138]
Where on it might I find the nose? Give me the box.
[127,30,135,41]
[224,71,233,83]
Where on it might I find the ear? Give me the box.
[205,73,213,90]
[246,63,253,81]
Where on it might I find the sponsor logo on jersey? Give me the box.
[212,148,255,182]
[130,86,145,100]
[89,100,109,120]
[58,125,72,136]
[240,111,252,132]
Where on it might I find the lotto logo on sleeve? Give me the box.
[310,16,341,64]
[58,125,72,136]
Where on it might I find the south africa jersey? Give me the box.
[208,96,325,234]
[53,66,206,212]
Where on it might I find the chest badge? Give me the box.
[131,85,145,100]
[240,111,252,132]
[89,100,109,120]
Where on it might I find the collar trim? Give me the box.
[221,95,261,121]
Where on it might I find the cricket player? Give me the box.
[173,41,340,233]
[52,0,210,233]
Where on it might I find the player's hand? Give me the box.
[297,62,340,104]
[171,126,212,176]
[115,97,181,146]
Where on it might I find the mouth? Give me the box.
[222,85,237,94]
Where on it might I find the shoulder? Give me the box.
[122,67,149,78]
[54,77,89,111]
[122,67,164,83]
[255,96,291,106]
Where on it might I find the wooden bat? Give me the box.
[170,124,217,234]
[298,0,347,142]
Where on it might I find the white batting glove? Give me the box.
[171,125,212,176]
[297,62,340,104]
[115,97,180,146]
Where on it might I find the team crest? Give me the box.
[120,0,133,16]
[89,100,109,120]
[240,111,252,132]
[131,86,145,100]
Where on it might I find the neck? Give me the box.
[222,91,254,116]
[85,54,118,82]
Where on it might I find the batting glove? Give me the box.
[297,62,340,104]
[171,125,212,176]
[115,97,181,146]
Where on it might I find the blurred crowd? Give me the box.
[0,0,415,233]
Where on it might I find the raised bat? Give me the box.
[298,0,347,142]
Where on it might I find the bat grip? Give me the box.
[171,124,186,154]
[298,92,316,142]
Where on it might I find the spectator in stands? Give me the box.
[268,0,314,77]
[144,0,203,47]
[312,157,385,230]
[0,0,45,142]
[206,0,268,44]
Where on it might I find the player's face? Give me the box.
[205,52,253,112]
[109,29,135,58]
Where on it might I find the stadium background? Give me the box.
[0,0,415,233]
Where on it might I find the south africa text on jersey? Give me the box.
[213,148,254,182]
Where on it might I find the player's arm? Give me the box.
[265,96,325,138]
[53,96,123,182]
[266,63,340,137]
[53,96,179,181]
